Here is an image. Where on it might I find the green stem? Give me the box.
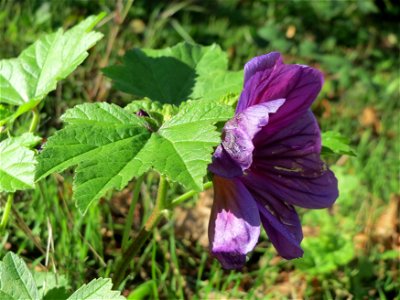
[113,176,169,289]
[29,107,40,133]
[0,193,14,232]
[169,181,213,208]
[122,176,144,250]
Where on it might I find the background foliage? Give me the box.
[0,0,399,299]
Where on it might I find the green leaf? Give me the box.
[33,271,69,299]
[103,42,243,105]
[133,100,234,190]
[67,278,124,300]
[0,133,41,192]
[0,252,39,300]
[37,100,233,212]
[322,131,356,156]
[0,14,104,121]
[36,102,151,213]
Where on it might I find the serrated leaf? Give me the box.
[133,100,234,190]
[33,271,69,299]
[67,278,124,300]
[0,14,104,121]
[0,252,39,300]
[37,100,233,212]
[36,103,151,213]
[322,131,356,156]
[103,42,243,105]
[0,133,41,192]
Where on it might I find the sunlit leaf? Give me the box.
[322,131,356,156]
[67,278,124,300]
[0,252,39,300]
[0,133,41,192]
[0,14,104,121]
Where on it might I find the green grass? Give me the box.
[1,0,399,299]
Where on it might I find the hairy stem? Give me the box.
[169,181,213,208]
[113,175,168,289]
[0,193,14,232]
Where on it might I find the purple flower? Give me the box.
[208,52,338,269]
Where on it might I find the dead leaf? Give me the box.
[286,25,296,39]
[372,194,399,249]
[360,107,382,133]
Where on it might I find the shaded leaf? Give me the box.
[103,42,243,105]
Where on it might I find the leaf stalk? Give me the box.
[0,193,14,232]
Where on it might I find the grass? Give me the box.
[0,0,399,298]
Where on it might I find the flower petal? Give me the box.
[209,99,285,177]
[244,111,338,209]
[255,197,304,259]
[209,176,261,269]
[237,54,323,136]
[242,52,283,87]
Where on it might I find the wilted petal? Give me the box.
[237,54,323,135]
[210,99,285,177]
[209,176,261,269]
[245,111,338,209]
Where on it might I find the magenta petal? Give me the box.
[209,176,261,269]
[237,55,323,135]
[246,111,338,208]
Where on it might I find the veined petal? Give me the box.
[242,52,283,90]
[209,176,261,269]
[255,198,303,259]
[246,111,338,209]
[209,99,285,177]
[237,54,323,135]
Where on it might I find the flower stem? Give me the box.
[112,175,169,289]
[121,175,144,250]
[29,107,40,133]
[169,181,213,208]
[0,193,14,232]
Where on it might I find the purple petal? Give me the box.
[209,99,285,177]
[255,198,304,259]
[209,176,261,269]
[244,111,338,209]
[237,54,323,136]
[242,52,283,87]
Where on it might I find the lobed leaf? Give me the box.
[0,14,104,122]
[133,100,234,190]
[37,100,233,213]
[36,103,151,213]
[103,42,243,105]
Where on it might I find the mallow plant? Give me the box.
[0,14,350,294]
